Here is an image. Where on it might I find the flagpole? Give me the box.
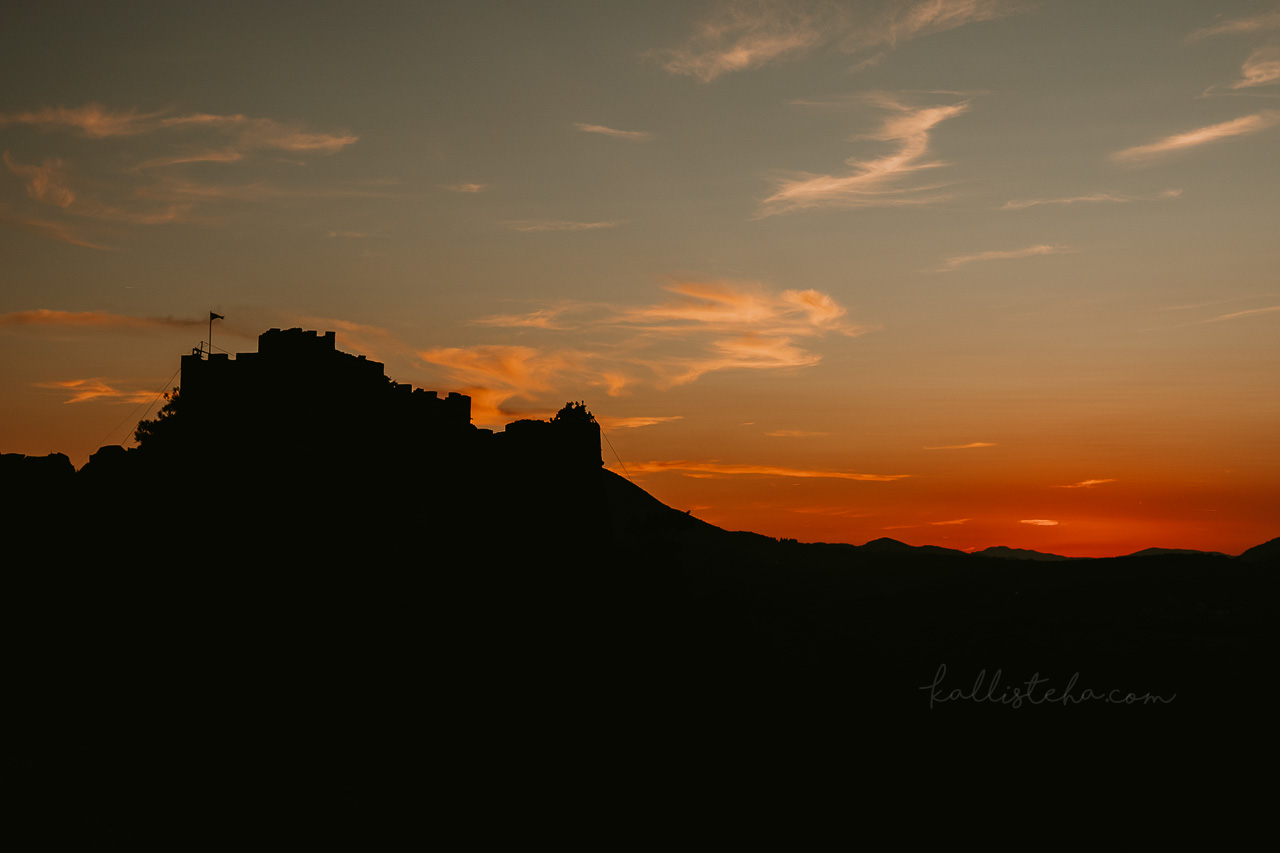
[208,312,224,359]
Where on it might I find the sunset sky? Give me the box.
[3,1,1277,556]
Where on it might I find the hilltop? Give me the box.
[4,328,1276,832]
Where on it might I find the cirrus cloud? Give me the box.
[33,378,158,404]
[654,0,1026,83]
[759,92,971,216]
[573,123,654,141]
[1110,110,1280,162]
[627,459,910,481]
[426,279,870,425]
[937,244,1071,272]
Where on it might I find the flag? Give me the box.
[210,312,225,321]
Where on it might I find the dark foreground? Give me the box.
[5,463,1274,836]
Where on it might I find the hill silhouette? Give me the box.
[4,328,1276,834]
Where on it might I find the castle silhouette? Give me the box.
[3,327,611,566]
[176,326,602,472]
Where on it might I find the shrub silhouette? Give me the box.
[133,387,183,453]
[552,401,595,425]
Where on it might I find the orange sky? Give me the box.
[2,2,1278,556]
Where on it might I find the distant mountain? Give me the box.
[1239,537,1280,563]
[856,537,967,557]
[1121,547,1228,559]
[975,545,1073,561]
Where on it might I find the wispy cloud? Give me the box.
[0,206,111,250]
[0,103,358,156]
[1057,479,1117,489]
[418,344,602,425]
[766,429,828,437]
[1020,519,1059,526]
[573,123,654,141]
[651,0,832,82]
[840,0,1024,52]
[0,309,204,329]
[1205,304,1280,323]
[1234,42,1280,89]
[929,518,971,525]
[654,0,1025,82]
[1001,192,1129,210]
[627,459,910,481]
[473,307,576,329]
[1156,294,1269,312]
[429,280,868,425]
[506,219,623,231]
[0,104,165,137]
[444,182,488,193]
[1144,301,1280,331]
[5,151,191,225]
[0,103,360,245]
[133,176,384,204]
[1001,189,1182,210]
[924,441,995,450]
[611,280,859,335]
[1187,5,1280,42]
[760,91,971,216]
[1110,110,1280,161]
[597,415,683,429]
[33,378,158,404]
[938,244,1070,271]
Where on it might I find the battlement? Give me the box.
[168,327,600,473]
[178,329,473,459]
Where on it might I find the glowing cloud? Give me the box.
[839,0,1024,53]
[4,153,75,207]
[33,378,156,404]
[0,104,358,155]
[924,441,995,450]
[418,344,605,425]
[0,309,204,329]
[766,429,828,437]
[1110,111,1280,161]
[473,307,575,329]
[1020,519,1059,526]
[432,281,866,423]
[506,220,623,231]
[930,518,971,525]
[1001,192,1130,210]
[627,460,910,481]
[1206,305,1280,323]
[654,0,1024,82]
[444,183,488,193]
[1057,479,1117,489]
[1187,6,1280,42]
[0,104,165,137]
[573,123,654,141]
[938,244,1069,271]
[0,104,360,246]
[652,0,831,82]
[1234,43,1280,89]
[0,207,110,250]
[597,415,683,429]
[760,93,970,216]
[999,189,1186,210]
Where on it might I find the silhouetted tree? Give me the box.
[133,387,183,453]
[552,401,595,425]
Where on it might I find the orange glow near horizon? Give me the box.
[2,4,1278,558]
